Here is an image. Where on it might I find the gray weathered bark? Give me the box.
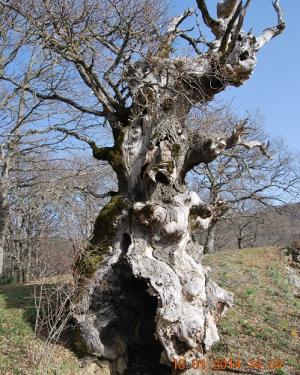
[0,0,284,373]
[70,2,285,374]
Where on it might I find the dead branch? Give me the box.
[225,121,271,158]
[156,8,194,58]
[196,0,220,36]
[255,0,286,50]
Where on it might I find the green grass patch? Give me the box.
[0,283,80,374]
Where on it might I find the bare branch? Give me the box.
[71,186,113,200]
[0,75,105,117]
[196,0,220,36]
[225,0,252,56]
[156,9,194,58]
[217,0,241,19]
[255,0,286,50]
[219,1,242,53]
[225,121,271,158]
[168,9,194,32]
[183,118,272,179]
[27,127,111,162]
[179,33,203,55]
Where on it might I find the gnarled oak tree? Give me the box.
[0,0,285,374]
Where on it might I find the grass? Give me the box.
[204,247,300,374]
[0,247,299,374]
[0,282,80,374]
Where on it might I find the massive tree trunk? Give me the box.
[70,2,285,374]
[0,0,284,373]
[73,114,235,374]
[72,60,273,374]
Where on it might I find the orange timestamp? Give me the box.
[172,357,285,371]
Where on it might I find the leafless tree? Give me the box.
[0,8,114,279]
[190,110,300,253]
[0,66,46,275]
[4,155,114,282]
[0,0,286,374]
[227,201,266,250]
[0,10,69,275]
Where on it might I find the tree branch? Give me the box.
[219,1,243,53]
[196,0,220,36]
[179,33,203,55]
[225,0,252,56]
[225,121,271,158]
[71,186,114,199]
[255,0,286,50]
[27,127,112,162]
[156,9,194,58]
[182,120,271,179]
[0,75,105,117]
[217,0,241,19]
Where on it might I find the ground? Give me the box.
[0,280,80,374]
[204,247,300,375]
[0,247,299,374]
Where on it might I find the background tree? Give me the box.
[3,155,113,282]
[0,63,45,275]
[0,1,286,374]
[0,6,114,279]
[190,109,300,253]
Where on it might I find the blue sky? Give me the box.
[172,0,299,151]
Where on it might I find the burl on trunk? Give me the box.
[71,1,285,374]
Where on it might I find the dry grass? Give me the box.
[0,248,299,374]
[204,247,300,375]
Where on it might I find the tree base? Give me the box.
[73,192,234,374]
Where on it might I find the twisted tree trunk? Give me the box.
[70,1,285,374]
[73,111,235,374]
[72,62,274,375]
[0,0,284,373]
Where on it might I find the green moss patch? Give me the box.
[76,196,129,278]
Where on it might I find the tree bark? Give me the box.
[70,1,285,372]
[204,223,217,254]
[72,89,240,373]
[0,186,9,275]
